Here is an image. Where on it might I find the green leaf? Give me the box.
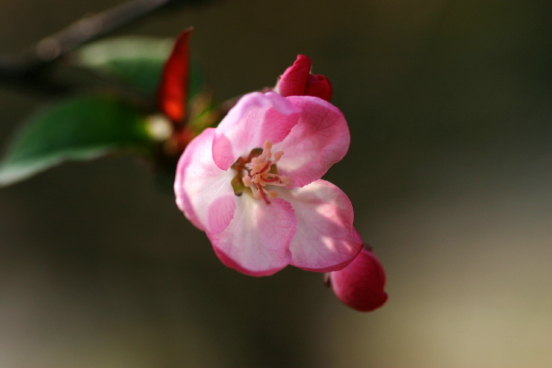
[73,36,206,98]
[0,95,150,186]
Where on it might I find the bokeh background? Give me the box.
[1,0,552,367]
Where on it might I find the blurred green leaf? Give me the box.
[74,36,206,98]
[0,95,150,186]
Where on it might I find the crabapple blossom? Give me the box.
[174,61,361,276]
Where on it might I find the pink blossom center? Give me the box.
[230,140,290,204]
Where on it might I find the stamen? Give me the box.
[242,175,252,187]
[263,141,273,159]
[254,162,271,176]
[257,184,270,204]
[250,184,260,199]
[231,140,289,204]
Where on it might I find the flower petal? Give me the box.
[274,96,350,187]
[175,128,236,233]
[208,196,297,276]
[212,92,301,170]
[277,179,362,272]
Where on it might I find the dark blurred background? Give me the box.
[1,1,552,367]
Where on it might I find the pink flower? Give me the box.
[328,245,388,312]
[174,72,360,276]
[275,54,333,102]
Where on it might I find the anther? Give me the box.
[263,140,273,159]
[232,140,289,203]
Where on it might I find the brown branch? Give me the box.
[29,0,174,65]
[0,0,213,96]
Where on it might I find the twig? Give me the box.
[30,0,174,65]
[0,0,211,96]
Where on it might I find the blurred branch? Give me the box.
[0,0,211,96]
[29,0,188,65]
[0,55,70,95]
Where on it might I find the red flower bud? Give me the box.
[158,27,193,123]
[305,74,333,102]
[328,246,388,312]
[275,55,333,102]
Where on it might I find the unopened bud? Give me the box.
[305,74,332,102]
[327,246,388,312]
[275,55,333,102]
